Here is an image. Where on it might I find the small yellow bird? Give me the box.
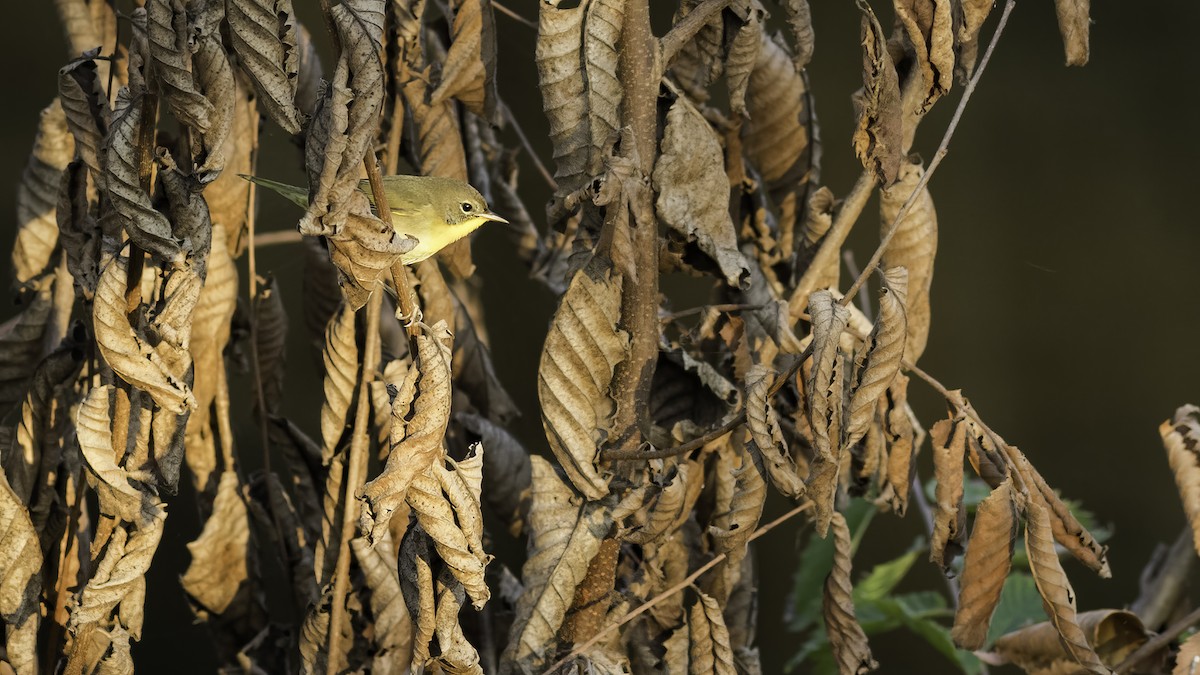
[242,174,508,264]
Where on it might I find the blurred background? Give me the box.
[3,1,1199,672]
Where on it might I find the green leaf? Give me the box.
[853,540,923,604]
[876,593,981,675]
[786,498,877,634]
[985,572,1044,646]
[927,476,992,512]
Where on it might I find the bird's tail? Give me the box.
[239,175,309,208]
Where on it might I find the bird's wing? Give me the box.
[357,179,420,219]
[240,175,309,208]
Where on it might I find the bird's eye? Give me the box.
[461,202,473,213]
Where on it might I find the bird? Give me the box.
[241,174,508,265]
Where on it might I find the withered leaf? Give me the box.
[205,80,257,254]
[433,568,484,674]
[877,373,916,515]
[146,0,213,132]
[1175,632,1200,675]
[656,97,750,288]
[806,290,849,535]
[1054,0,1090,66]
[252,277,287,416]
[452,290,520,423]
[724,2,763,118]
[951,476,1017,650]
[181,471,256,618]
[743,31,813,196]
[823,511,877,674]
[929,415,966,570]
[58,51,108,176]
[7,340,82,503]
[994,609,1145,674]
[455,412,532,537]
[319,302,358,464]
[892,0,954,114]
[1024,498,1107,674]
[745,366,805,498]
[953,0,994,81]
[14,99,73,284]
[844,267,908,448]
[360,324,454,543]
[1162,405,1200,556]
[0,277,54,411]
[503,457,613,672]
[352,532,414,675]
[431,0,500,124]
[670,0,723,96]
[94,256,195,414]
[538,262,628,500]
[784,0,815,70]
[407,467,490,609]
[880,157,936,362]
[326,200,419,310]
[852,0,903,185]
[689,590,737,675]
[190,31,237,183]
[226,0,304,134]
[0,464,43,675]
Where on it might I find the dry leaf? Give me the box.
[146,0,213,133]
[0,465,43,675]
[823,511,877,674]
[745,366,805,498]
[360,324,454,543]
[806,290,850,535]
[724,2,763,118]
[1175,633,1200,675]
[431,0,500,124]
[407,468,490,609]
[952,476,1017,649]
[891,0,954,113]
[181,471,262,629]
[319,302,358,464]
[929,415,966,570]
[452,291,520,423]
[704,449,765,604]
[880,157,936,362]
[689,590,737,675]
[538,262,628,500]
[1024,498,1108,674]
[326,202,419,310]
[994,609,1146,674]
[7,340,82,503]
[352,533,414,674]
[503,457,613,672]
[953,0,994,81]
[190,31,237,182]
[252,277,287,415]
[0,278,54,410]
[58,51,108,176]
[14,100,73,284]
[433,568,485,674]
[852,0,903,185]
[1054,0,1090,66]
[455,411,532,537]
[655,97,750,288]
[876,373,917,514]
[226,0,304,134]
[844,267,908,448]
[671,0,724,94]
[743,31,813,204]
[784,0,815,70]
[1162,405,1200,556]
[205,80,257,254]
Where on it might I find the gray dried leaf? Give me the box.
[724,1,763,118]
[58,51,109,176]
[227,0,304,134]
[852,0,903,185]
[455,412,532,537]
[784,0,815,70]
[0,278,53,412]
[655,97,750,289]
[190,33,237,182]
[352,533,414,674]
[146,0,213,133]
[538,262,628,500]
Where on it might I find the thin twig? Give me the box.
[841,0,1017,305]
[660,303,764,323]
[841,250,874,322]
[910,471,961,605]
[502,104,557,191]
[252,230,303,247]
[658,0,735,72]
[493,0,537,28]
[1115,604,1200,674]
[544,501,814,674]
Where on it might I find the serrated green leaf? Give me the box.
[984,572,1043,646]
[853,541,922,604]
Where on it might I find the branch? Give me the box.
[1115,604,1200,674]
[841,0,1017,305]
[659,0,734,73]
[543,501,814,674]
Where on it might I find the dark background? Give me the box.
[2,1,1198,672]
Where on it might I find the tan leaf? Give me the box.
[668,0,722,101]
[704,448,765,604]
[190,32,237,183]
[724,2,763,118]
[784,0,815,69]
[845,267,908,448]
[57,51,109,176]
[433,568,484,674]
[146,0,213,133]
[352,533,414,674]
[689,590,737,675]
[624,460,699,545]
[583,0,624,169]
[1054,0,1090,66]
[538,262,628,500]
[314,453,346,587]
[77,386,149,523]
[326,200,419,310]
[743,31,813,206]
[823,511,877,674]
[892,0,955,113]
[205,80,257,255]
[430,0,500,124]
[55,0,123,85]
[663,616,691,672]
[880,157,936,362]
[1162,405,1200,556]
[181,471,254,617]
[455,411,532,537]
[852,0,903,185]
[655,97,750,288]
[1024,498,1107,673]
[953,0,994,80]
[227,0,304,134]
[994,609,1146,674]
[745,366,805,498]
[6,340,82,504]
[1175,632,1200,675]
[435,447,488,568]
[806,291,850,535]
[952,476,1017,650]
[398,527,437,670]
[14,99,73,284]
[101,87,182,262]
[407,468,489,609]
[504,456,613,672]
[929,415,966,570]
[93,256,195,414]
[299,0,385,236]
[360,324,453,542]
[319,302,358,464]
[0,465,43,675]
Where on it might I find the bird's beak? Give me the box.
[479,211,509,225]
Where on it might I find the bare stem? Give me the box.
[492,0,537,29]
[502,104,557,191]
[841,0,1017,305]
[1115,604,1200,674]
[659,0,735,73]
[252,230,303,247]
[544,501,814,674]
